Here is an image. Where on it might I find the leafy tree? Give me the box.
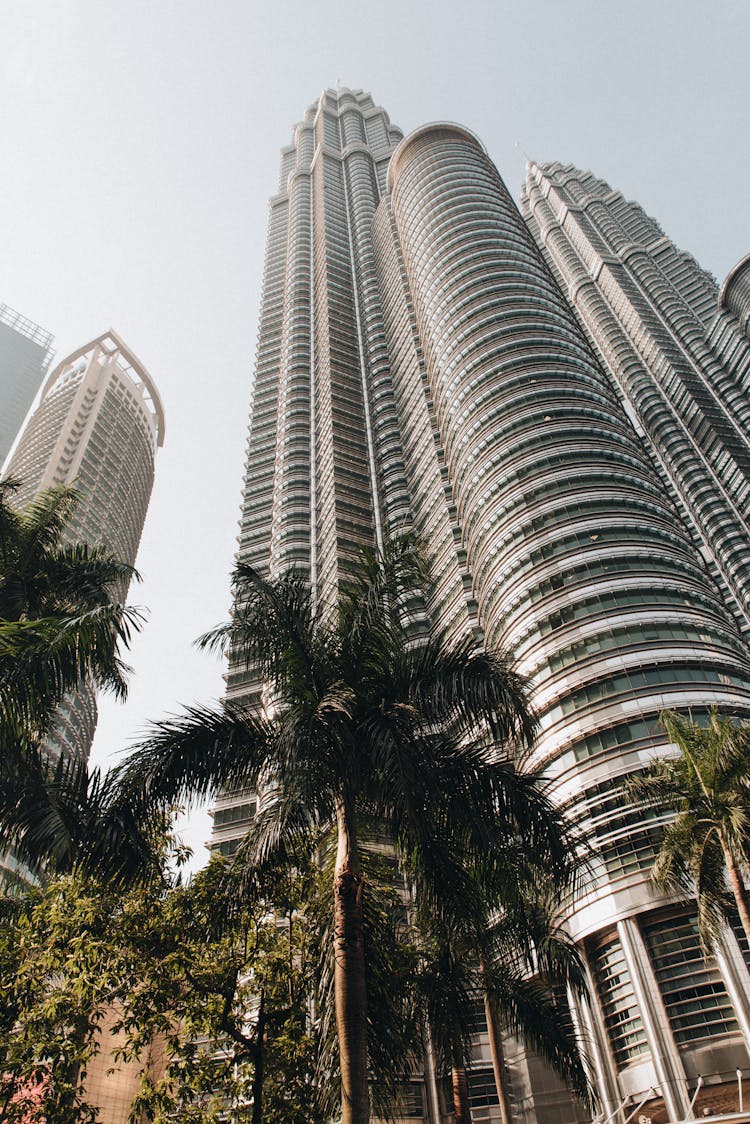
[626,708,750,950]
[120,855,321,1124]
[0,874,142,1123]
[0,854,321,1124]
[116,538,572,1124]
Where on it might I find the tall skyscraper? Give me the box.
[521,163,750,636]
[0,303,55,469]
[216,88,750,1122]
[7,328,165,761]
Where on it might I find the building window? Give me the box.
[641,911,739,1044]
[468,1066,500,1109]
[590,932,650,1068]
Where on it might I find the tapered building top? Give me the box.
[522,160,750,632]
[7,329,164,763]
[217,92,750,1121]
[9,329,164,574]
[235,87,405,603]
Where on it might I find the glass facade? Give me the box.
[224,91,750,1120]
[642,912,739,1046]
[522,161,750,635]
[590,932,650,1068]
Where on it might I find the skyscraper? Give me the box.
[0,303,54,469]
[521,163,750,636]
[7,328,165,762]
[216,88,750,1122]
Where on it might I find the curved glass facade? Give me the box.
[383,125,750,1120]
[522,162,750,636]
[229,93,750,1121]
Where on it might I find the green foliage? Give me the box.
[626,708,750,950]
[0,478,140,736]
[118,856,322,1123]
[413,865,592,1107]
[0,875,131,1123]
[117,536,578,1120]
[0,478,148,878]
[0,856,325,1124]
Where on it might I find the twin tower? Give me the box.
[216,88,750,1122]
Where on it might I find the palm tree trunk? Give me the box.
[722,844,750,947]
[482,988,512,1124]
[452,1064,472,1124]
[334,799,369,1124]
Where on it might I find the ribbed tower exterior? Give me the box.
[521,163,750,635]
[7,329,165,761]
[219,90,750,1122]
[0,304,55,468]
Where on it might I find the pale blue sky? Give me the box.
[2,0,747,864]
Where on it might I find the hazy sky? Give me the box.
[2,0,748,865]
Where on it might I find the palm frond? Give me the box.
[338,535,429,672]
[650,815,697,895]
[0,606,144,735]
[231,782,330,876]
[692,826,734,952]
[211,563,327,701]
[0,747,162,885]
[399,633,536,749]
[39,543,139,605]
[488,971,592,1104]
[17,484,81,558]
[113,702,274,811]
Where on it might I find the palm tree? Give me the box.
[626,708,750,950]
[0,745,164,886]
[0,477,142,745]
[414,858,590,1124]
[115,538,572,1124]
[0,477,148,879]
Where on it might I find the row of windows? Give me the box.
[590,934,649,1067]
[213,801,257,828]
[535,585,726,639]
[642,914,739,1044]
[543,663,749,723]
[536,620,745,679]
[590,908,742,1072]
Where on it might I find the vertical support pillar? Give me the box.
[715,928,750,1059]
[617,919,689,1121]
[569,956,621,1121]
[423,1023,444,1123]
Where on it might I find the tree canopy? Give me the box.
[116,538,581,1123]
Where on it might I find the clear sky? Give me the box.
[2,0,748,866]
